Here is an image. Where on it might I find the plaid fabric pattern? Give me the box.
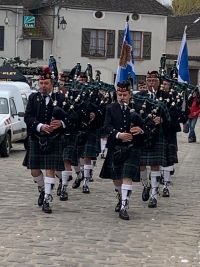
[79,130,101,158]
[165,132,178,166]
[63,134,79,166]
[100,147,140,182]
[140,131,168,167]
[27,136,64,170]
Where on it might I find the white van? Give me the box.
[0,81,32,157]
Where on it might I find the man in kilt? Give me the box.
[71,73,102,193]
[159,80,181,197]
[138,71,171,208]
[100,81,145,220]
[24,67,65,213]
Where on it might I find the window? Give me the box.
[31,40,43,59]
[82,29,115,58]
[118,31,151,60]
[21,94,28,109]
[0,26,4,51]
[94,11,104,19]
[0,98,8,114]
[9,98,17,116]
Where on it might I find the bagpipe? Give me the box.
[130,93,171,148]
[52,63,113,133]
[158,54,199,124]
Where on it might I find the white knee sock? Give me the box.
[44,177,55,199]
[140,169,148,187]
[115,185,121,195]
[62,171,72,187]
[150,171,160,199]
[83,165,92,186]
[33,172,44,189]
[162,169,170,189]
[121,184,133,210]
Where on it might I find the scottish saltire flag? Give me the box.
[115,17,136,87]
[176,26,190,83]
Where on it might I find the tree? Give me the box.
[172,0,200,15]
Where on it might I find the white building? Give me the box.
[0,0,170,83]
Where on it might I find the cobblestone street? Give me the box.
[0,124,200,267]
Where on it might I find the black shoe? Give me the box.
[162,187,170,197]
[38,190,45,206]
[42,200,52,214]
[142,186,151,202]
[72,178,81,189]
[119,208,129,220]
[82,185,90,194]
[148,197,157,208]
[188,138,196,143]
[60,185,68,201]
[57,179,62,196]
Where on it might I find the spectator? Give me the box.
[187,90,200,143]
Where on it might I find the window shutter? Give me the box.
[106,30,115,58]
[117,30,124,58]
[143,32,151,60]
[0,26,4,51]
[81,28,91,57]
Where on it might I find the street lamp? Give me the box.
[58,16,67,30]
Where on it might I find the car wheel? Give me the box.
[0,133,11,157]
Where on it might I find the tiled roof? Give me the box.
[167,13,200,40]
[59,0,171,15]
[0,0,171,16]
[0,0,45,8]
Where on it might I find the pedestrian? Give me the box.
[187,89,200,143]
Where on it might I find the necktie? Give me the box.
[43,95,50,105]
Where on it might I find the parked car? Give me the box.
[0,81,32,157]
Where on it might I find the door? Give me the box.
[9,98,25,141]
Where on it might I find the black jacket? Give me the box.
[104,102,145,148]
[24,91,65,137]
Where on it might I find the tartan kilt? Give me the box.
[100,147,140,182]
[63,134,79,166]
[78,130,101,158]
[140,132,168,167]
[165,132,178,166]
[27,136,64,170]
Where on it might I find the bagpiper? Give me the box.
[23,67,66,213]
[100,81,145,220]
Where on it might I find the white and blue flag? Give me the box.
[115,17,136,87]
[176,26,190,83]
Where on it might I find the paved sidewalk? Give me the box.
[0,123,200,267]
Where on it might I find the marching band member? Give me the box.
[100,81,145,220]
[138,71,170,208]
[24,67,65,213]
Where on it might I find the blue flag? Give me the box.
[176,27,190,83]
[115,20,136,87]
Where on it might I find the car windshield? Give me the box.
[0,98,9,114]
